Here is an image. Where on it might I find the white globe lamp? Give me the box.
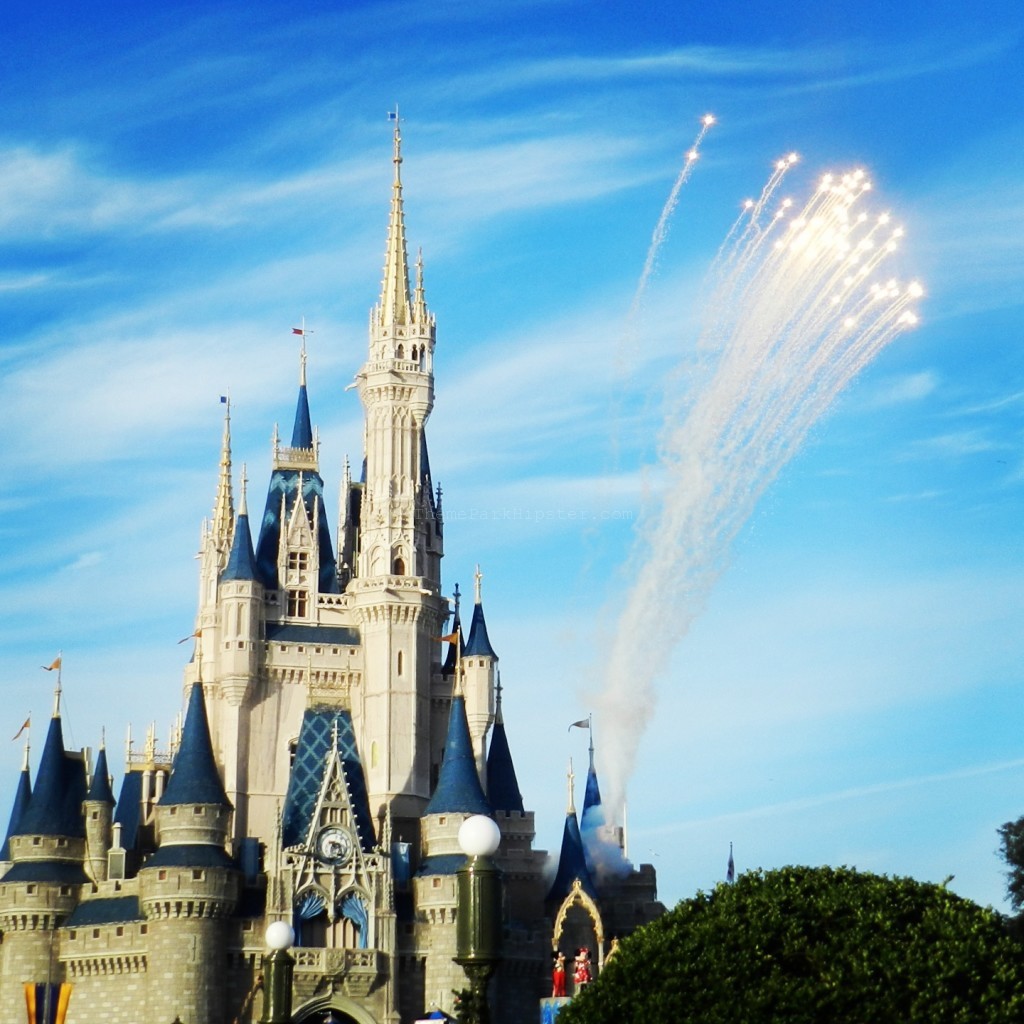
[458,815,501,858]
[265,920,294,951]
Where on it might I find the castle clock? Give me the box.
[316,825,353,866]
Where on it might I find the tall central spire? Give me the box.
[379,109,410,326]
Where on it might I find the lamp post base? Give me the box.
[455,961,496,1024]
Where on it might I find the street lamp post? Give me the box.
[455,815,503,1024]
[260,921,296,1024]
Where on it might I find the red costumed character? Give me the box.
[551,951,567,997]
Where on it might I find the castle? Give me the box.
[0,117,662,1024]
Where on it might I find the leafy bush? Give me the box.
[560,866,1024,1024]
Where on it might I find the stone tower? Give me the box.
[0,698,87,1017]
[350,112,448,836]
[138,683,240,1024]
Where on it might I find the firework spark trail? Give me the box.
[610,115,715,473]
[598,163,923,819]
[628,115,716,322]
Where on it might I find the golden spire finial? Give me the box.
[379,108,411,326]
[566,758,576,816]
[212,394,234,553]
[392,105,402,183]
[294,318,310,386]
[52,653,63,718]
[239,463,249,517]
[474,563,483,604]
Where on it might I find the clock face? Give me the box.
[316,826,353,866]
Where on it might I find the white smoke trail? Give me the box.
[599,164,922,819]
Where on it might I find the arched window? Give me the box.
[393,556,405,575]
[396,343,405,359]
[411,345,418,363]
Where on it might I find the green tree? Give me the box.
[998,816,1024,912]
[559,866,1024,1024]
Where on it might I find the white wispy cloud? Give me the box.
[900,429,1005,460]
[636,757,1024,836]
[859,370,939,408]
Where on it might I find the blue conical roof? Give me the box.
[15,716,87,838]
[580,760,605,875]
[87,746,115,805]
[486,694,523,813]
[442,592,463,676]
[1,765,32,859]
[546,810,597,904]
[113,772,143,851]
[463,601,497,659]
[159,684,231,807]
[291,384,313,448]
[222,511,257,581]
[254,469,338,593]
[582,763,602,820]
[424,696,491,816]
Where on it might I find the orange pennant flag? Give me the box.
[12,717,30,741]
[41,657,61,672]
[436,632,459,644]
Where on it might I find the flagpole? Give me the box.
[54,650,63,717]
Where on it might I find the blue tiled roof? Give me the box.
[254,468,339,593]
[16,716,87,839]
[87,747,115,805]
[424,696,491,816]
[486,718,524,813]
[144,843,235,869]
[281,707,376,852]
[545,811,597,904]
[64,896,142,926]
[222,511,257,581]
[441,597,463,677]
[580,763,605,875]
[582,763,602,816]
[113,772,142,850]
[159,684,230,808]
[266,623,360,646]
[420,432,438,518]
[415,853,466,877]
[463,602,497,659]
[2,860,89,885]
[1,767,31,859]
[292,384,313,448]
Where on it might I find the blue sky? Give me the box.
[1,0,1022,911]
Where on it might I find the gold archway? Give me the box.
[551,878,605,969]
